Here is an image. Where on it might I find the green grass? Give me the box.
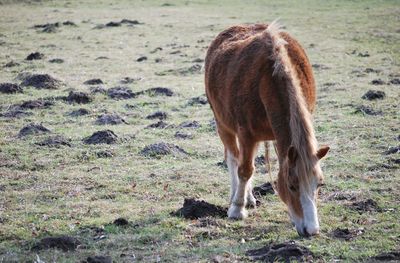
[0,0,399,262]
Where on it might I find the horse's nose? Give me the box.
[304,226,319,236]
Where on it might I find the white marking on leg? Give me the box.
[228,178,249,219]
[246,177,256,207]
[226,150,238,203]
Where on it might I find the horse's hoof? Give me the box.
[228,205,248,219]
[246,194,257,209]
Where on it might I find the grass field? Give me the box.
[0,0,399,262]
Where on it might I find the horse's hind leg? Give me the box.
[217,127,240,204]
[228,137,258,219]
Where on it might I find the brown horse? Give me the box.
[205,21,329,237]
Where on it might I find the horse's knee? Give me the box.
[238,163,254,180]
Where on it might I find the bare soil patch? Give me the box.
[246,241,314,262]
[31,236,81,252]
[361,90,385,100]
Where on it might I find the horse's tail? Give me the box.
[263,21,317,157]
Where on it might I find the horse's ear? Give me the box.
[288,146,298,167]
[316,145,330,160]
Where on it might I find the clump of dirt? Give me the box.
[140,142,188,157]
[34,22,60,33]
[383,146,400,155]
[350,198,381,212]
[365,68,381,73]
[330,228,364,241]
[83,130,118,144]
[95,114,127,125]
[146,121,168,129]
[85,256,112,263]
[67,108,90,117]
[370,251,400,261]
[48,58,64,63]
[246,241,314,262]
[96,19,143,28]
[35,136,71,147]
[18,99,54,110]
[19,123,51,137]
[0,110,32,118]
[26,52,44,60]
[187,95,208,106]
[371,79,386,85]
[390,78,400,85]
[354,105,382,116]
[146,111,167,120]
[137,56,147,62]
[62,21,77,26]
[171,198,227,219]
[31,236,81,251]
[175,131,194,139]
[253,182,275,197]
[96,150,114,158]
[0,83,23,94]
[107,87,137,99]
[65,91,92,104]
[178,120,201,129]
[84,78,103,85]
[113,218,129,226]
[361,90,385,100]
[4,61,20,67]
[20,73,62,89]
[136,87,174,97]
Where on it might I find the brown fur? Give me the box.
[205,22,326,220]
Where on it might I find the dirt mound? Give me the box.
[96,150,114,158]
[26,52,44,60]
[136,87,174,97]
[48,58,64,63]
[85,256,112,263]
[354,105,382,116]
[175,131,194,139]
[4,61,20,67]
[370,251,400,261]
[178,120,200,129]
[35,136,71,147]
[65,91,92,104]
[0,83,23,93]
[350,198,381,212]
[83,130,118,144]
[146,121,168,129]
[68,108,90,117]
[371,79,385,85]
[113,217,129,226]
[18,99,54,110]
[253,182,275,197]
[362,90,385,100]
[146,111,167,120]
[19,123,51,137]
[84,78,103,85]
[34,22,60,33]
[390,78,400,85]
[187,95,208,106]
[0,110,32,118]
[383,146,400,155]
[107,87,136,99]
[20,73,62,89]
[31,236,80,251]
[246,241,314,262]
[171,198,227,219]
[140,142,187,157]
[331,228,364,241]
[95,114,126,125]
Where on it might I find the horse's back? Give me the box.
[205,24,315,140]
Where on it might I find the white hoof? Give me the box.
[228,204,248,220]
[247,193,257,208]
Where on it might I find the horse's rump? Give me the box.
[205,23,316,142]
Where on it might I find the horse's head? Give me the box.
[277,145,329,237]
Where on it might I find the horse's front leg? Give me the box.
[228,139,257,219]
